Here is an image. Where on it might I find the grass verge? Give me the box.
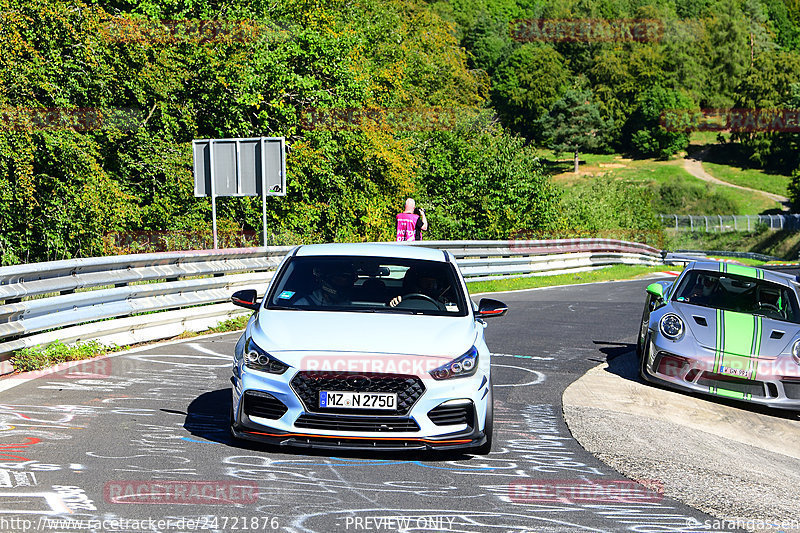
[467,264,673,294]
[10,314,250,373]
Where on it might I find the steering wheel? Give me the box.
[755,302,783,318]
[397,293,445,311]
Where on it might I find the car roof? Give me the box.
[686,261,796,286]
[294,243,449,262]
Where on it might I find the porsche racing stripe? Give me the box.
[710,310,763,398]
[718,262,764,279]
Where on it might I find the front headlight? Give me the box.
[430,346,479,380]
[659,313,684,340]
[792,340,800,365]
[244,338,289,374]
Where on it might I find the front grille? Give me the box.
[697,373,766,398]
[291,371,425,415]
[782,381,800,399]
[243,391,288,419]
[294,414,420,432]
[428,402,474,427]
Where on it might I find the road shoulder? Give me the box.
[562,351,800,532]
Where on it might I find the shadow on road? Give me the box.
[184,388,477,460]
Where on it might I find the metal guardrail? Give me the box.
[0,239,663,373]
[673,249,780,262]
[659,214,800,232]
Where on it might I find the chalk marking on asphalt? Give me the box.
[492,364,545,387]
[493,353,554,361]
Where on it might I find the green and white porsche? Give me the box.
[637,261,800,409]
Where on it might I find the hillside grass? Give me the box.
[701,161,790,197]
[538,149,783,215]
[665,229,800,260]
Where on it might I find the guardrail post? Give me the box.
[718,215,723,232]
[674,214,678,230]
[689,216,693,231]
[704,216,708,232]
[781,215,785,230]
[747,215,751,231]
[733,216,737,231]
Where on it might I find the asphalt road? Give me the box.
[0,278,737,533]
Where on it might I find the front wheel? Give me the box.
[639,333,651,381]
[474,382,494,455]
[229,394,241,441]
[636,295,652,359]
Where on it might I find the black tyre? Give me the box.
[474,382,494,455]
[639,333,651,381]
[636,295,652,359]
[229,396,240,440]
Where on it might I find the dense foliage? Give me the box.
[2,0,800,263]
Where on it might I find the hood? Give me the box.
[251,309,477,357]
[673,303,799,359]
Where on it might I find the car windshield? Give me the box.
[672,270,800,323]
[266,255,469,316]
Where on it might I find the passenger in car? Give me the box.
[295,264,356,306]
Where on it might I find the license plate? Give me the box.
[719,365,750,378]
[319,391,397,410]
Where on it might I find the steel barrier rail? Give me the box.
[0,239,663,374]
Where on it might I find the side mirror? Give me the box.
[646,283,665,300]
[476,298,508,318]
[231,289,260,311]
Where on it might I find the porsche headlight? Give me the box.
[244,339,289,374]
[659,313,684,340]
[430,346,479,380]
[792,340,800,365]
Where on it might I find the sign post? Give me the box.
[192,137,286,248]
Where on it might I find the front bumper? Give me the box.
[643,334,800,410]
[230,363,491,450]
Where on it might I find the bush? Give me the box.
[788,167,800,210]
[626,87,696,159]
[11,340,108,373]
[655,177,738,214]
[559,177,662,237]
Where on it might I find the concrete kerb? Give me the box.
[562,352,800,531]
[0,328,241,395]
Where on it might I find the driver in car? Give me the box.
[686,274,717,305]
[388,267,447,309]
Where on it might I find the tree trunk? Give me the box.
[573,151,579,173]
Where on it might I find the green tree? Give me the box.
[625,86,696,159]
[491,44,571,137]
[702,0,752,107]
[537,88,609,173]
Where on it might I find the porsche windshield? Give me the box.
[673,270,800,323]
[266,256,469,316]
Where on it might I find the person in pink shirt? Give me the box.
[396,198,427,241]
